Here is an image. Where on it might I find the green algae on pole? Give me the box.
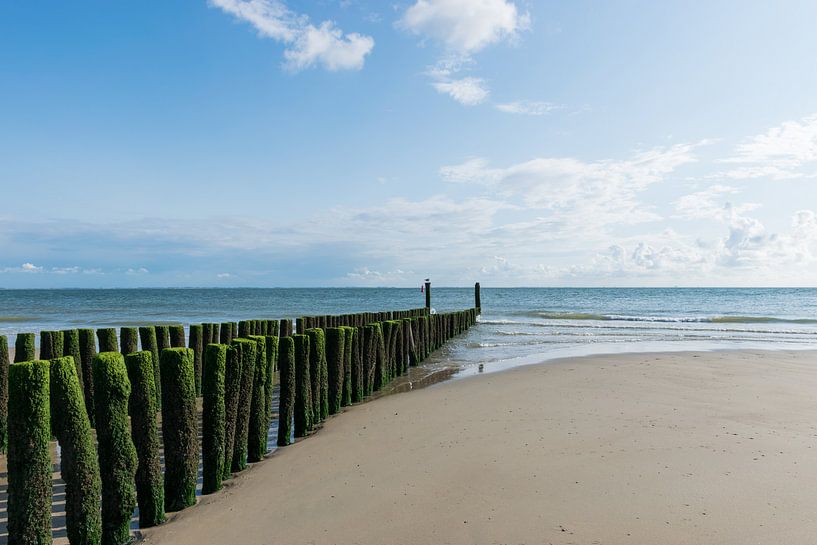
[169,325,186,348]
[246,336,268,463]
[202,344,226,494]
[139,326,162,409]
[264,335,279,428]
[351,326,364,403]
[293,334,313,437]
[97,328,119,353]
[341,327,354,407]
[305,328,325,423]
[231,338,257,472]
[40,329,65,360]
[62,329,85,394]
[120,327,139,357]
[125,352,165,527]
[189,324,204,396]
[13,332,35,363]
[160,348,198,511]
[156,325,171,352]
[222,344,243,480]
[50,356,103,545]
[277,336,295,447]
[93,352,138,545]
[7,360,51,545]
[0,336,7,453]
[220,322,233,344]
[78,328,97,427]
[325,327,345,415]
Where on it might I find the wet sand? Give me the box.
[139,349,817,545]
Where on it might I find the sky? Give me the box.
[2,0,817,288]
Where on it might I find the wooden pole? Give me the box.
[425,280,431,310]
[474,282,481,312]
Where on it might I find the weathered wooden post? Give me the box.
[160,348,198,511]
[93,352,138,545]
[475,282,481,313]
[8,359,52,545]
[50,356,103,544]
[13,332,35,363]
[425,279,431,310]
[277,337,295,446]
[202,344,226,494]
[124,351,165,527]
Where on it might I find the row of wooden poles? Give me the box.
[0,305,478,545]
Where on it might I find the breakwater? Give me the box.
[0,294,478,544]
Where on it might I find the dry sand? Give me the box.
[141,350,817,545]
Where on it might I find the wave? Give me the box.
[523,311,817,325]
[0,316,37,323]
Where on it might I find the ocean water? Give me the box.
[1,288,816,374]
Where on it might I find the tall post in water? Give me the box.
[425,279,431,310]
[475,282,481,313]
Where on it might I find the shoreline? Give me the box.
[140,348,817,545]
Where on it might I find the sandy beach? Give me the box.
[137,349,817,545]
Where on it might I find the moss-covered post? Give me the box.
[0,336,8,453]
[341,327,353,407]
[13,332,35,363]
[120,327,139,357]
[153,325,168,351]
[40,329,64,360]
[246,336,267,463]
[202,324,213,348]
[97,328,119,353]
[124,352,165,527]
[169,325,185,348]
[62,329,84,393]
[139,326,161,409]
[160,348,197,511]
[210,323,220,345]
[351,327,364,403]
[325,328,345,415]
[238,321,250,338]
[222,345,243,481]
[277,336,295,447]
[293,334,313,437]
[78,328,97,427]
[7,359,51,545]
[202,344,226,494]
[189,324,204,396]
[50,356,103,544]
[305,328,324,423]
[230,339,257,472]
[93,352,138,545]
[362,325,375,397]
[220,322,233,344]
[264,335,279,429]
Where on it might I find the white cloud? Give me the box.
[440,143,703,233]
[21,262,42,272]
[399,0,529,53]
[432,77,489,106]
[495,101,560,116]
[210,0,374,71]
[400,0,528,106]
[720,114,817,179]
[126,267,150,275]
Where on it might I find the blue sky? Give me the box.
[2,0,817,287]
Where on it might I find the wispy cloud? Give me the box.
[432,77,489,106]
[495,100,560,116]
[210,0,374,71]
[719,114,817,180]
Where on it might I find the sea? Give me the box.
[1,287,816,376]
